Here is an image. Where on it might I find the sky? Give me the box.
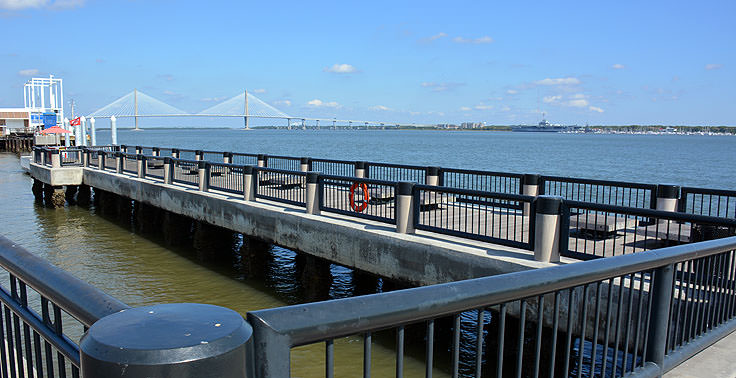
[0,0,734,126]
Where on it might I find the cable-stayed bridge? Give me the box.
[87,89,430,130]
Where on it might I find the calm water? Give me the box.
[1,129,734,376]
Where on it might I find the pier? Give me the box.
[4,144,736,377]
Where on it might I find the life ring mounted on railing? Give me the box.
[349,182,370,212]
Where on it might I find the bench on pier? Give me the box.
[259,174,304,189]
[569,214,633,239]
[634,221,692,243]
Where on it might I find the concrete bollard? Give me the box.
[137,154,146,178]
[110,115,118,145]
[80,116,87,146]
[306,171,321,215]
[163,157,173,185]
[79,303,253,378]
[135,146,143,155]
[355,161,367,179]
[533,196,563,263]
[243,166,256,201]
[224,152,233,164]
[522,174,541,216]
[396,182,415,234]
[51,150,61,168]
[425,167,441,186]
[152,147,160,157]
[89,117,96,146]
[172,148,180,159]
[300,157,311,172]
[198,161,210,192]
[115,152,123,174]
[257,154,267,168]
[656,184,680,212]
[120,145,127,154]
[195,150,203,161]
[98,151,105,170]
[83,148,91,167]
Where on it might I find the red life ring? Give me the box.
[349,182,370,212]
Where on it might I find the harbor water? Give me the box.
[1,129,735,376]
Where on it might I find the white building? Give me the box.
[0,108,31,135]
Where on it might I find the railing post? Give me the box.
[195,150,203,161]
[656,184,680,212]
[172,148,180,159]
[80,303,252,378]
[645,263,675,377]
[80,147,88,167]
[224,152,233,164]
[120,145,127,153]
[300,157,311,172]
[243,166,256,201]
[425,167,441,186]
[396,182,415,234]
[115,152,123,174]
[257,154,267,168]
[135,145,143,155]
[98,151,105,170]
[355,161,366,178]
[533,196,562,263]
[198,161,210,192]
[522,174,541,216]
[137,154,146,178]
[306,172,321,215]
[152,147,160,157]
[50,149,61,168]
[163,157,173,184]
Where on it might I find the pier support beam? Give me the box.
[135,201,162,234]
[239,237,271,279]
[44,184,66,208]
[162,210,192,247]
[296,253,332,301]
[533,196,562,263]
[65,185,78,205]
[77,185,91,207]
[193,221,235,261]
[32,179,44,204]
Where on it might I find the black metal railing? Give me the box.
[255,167,306,206]
[563,201,736,260]
[208,162,244,194]
[232,152,258,166]
[680,187,736,219]
[265,155,301,171]
[442,168,523,194]
[311,158,355,177]
[60,150,82,167]
[541,175,657,210]
[121,153,137,174]
[171,159,200,187]
[319,175,397,224]
[145,156,166,180]
[0,236,129,378]
[414,185,535,250]
[366,162,426,183]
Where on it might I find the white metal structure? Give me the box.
[23,75,64,128]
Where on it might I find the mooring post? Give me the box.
[50,149,61,168]
[152,147,160,157]
[163,157,173,185]
[425,166,441,186]
[195,150,203,161]
[655,184,680,212]
[300,157,312,172]
[396,182,415,234]
[198,161,210,192]
[79,303,253,378]
[224,152,233,164]
[98,151,105,170]
[645,263,675,376]
[257,154,267,168]
[243,166,256,201]
[533,196,563,263]
[522,174,541,216]
[355,161,367,178]
[171,148,180,159]
[83,147,91,167]
[137,154,146,178]
[115,152,123,174]
[306,171,321,215]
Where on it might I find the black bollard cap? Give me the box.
[523,174,541,186]
[426,166,441,176]
[657,184,680,199]
[398,181,415,195]
[535,196,563,215]
[306,171,320,183]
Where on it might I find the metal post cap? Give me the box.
[523,174,541,185]
[243,165,255,174]
[300,157,311,164]
[398,181,414,195]
[426,166,441,176]
[535,195,563,215]
[80,303,252,377]
[355,161,366,169]
[657,184,680,199]
[306,171,320,183]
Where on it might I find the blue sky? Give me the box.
[1,0,733,125]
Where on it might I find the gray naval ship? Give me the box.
[512,114,568,132]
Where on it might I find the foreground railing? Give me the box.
[247,236,736,378]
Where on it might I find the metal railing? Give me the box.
[680,187,736,219]
[541,175,657,210]
[442,168,523,194]
[366,162,426,183]
[311,158,355,177]
[171,159,200,187]
[209,162,244,194]
[247,236,736,378]
[320,175,397,224]
[0,236,129,378]
[255,167,307,206]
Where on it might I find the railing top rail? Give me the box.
[565,199,736,226]
[415,183,534,201]
[257,166,307,176]
[367,161,426,170]
[681,186,736,197]
[248,236,736,347]
[233,152,259,157]
[266,155,302,161]
[541,174,657,190]
[320,174,396,187]
[0,236,130,327]
[441,166,524,178]
[311,158,356,165]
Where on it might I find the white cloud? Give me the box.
[534,77,581,86]
[589,106,604,113]
[273,100,291,107]
[307,99,340,108]
[474,104,493,110]
[500,106,511,112]
[0,0,84,9]
[705,63,722,70]
[506,89,518,95]
[324,63,358,74]
[459,106,472,111]
[251,88,266,94]
[544,93,590,108]
[567,99,589,108]
[453,36,494,44]
[201,96,227,102]
[421,82,465,92]
[543,95,561,103]
[18,68,39,76]
[427,32,447,41]
[371,105,391,111]
[612,63,625,69]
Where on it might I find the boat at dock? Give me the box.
[512,115,567,132]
